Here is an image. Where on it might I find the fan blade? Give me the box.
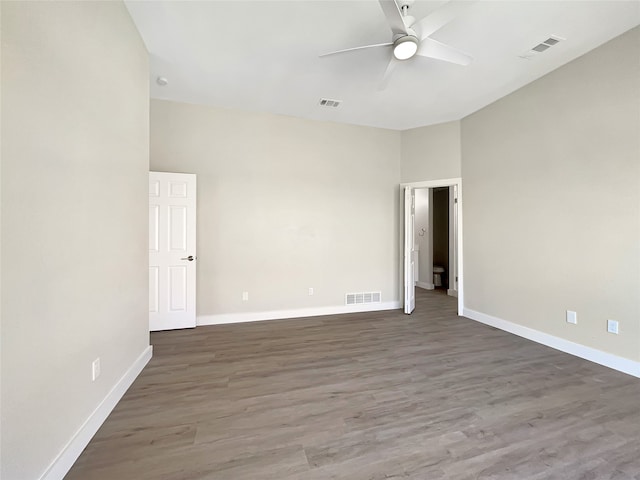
[416,37,472,66]
[378,0,408,35]
[378,57,399,91]
[319,42,393,58]
[414,0,473,40]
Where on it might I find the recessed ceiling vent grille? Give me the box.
[319,98,341,108]
[346,291,381,305]
[519,35,564,60]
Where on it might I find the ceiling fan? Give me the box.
[320,0,473,88]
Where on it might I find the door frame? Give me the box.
[400,178,463,316]
[403,186,416,314]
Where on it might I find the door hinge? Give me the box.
[454,198,458,204]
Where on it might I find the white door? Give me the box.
[450,185,458,294]
[149,172,197,331]
[404,186,416,314]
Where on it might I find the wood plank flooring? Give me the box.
[65,289,640,480]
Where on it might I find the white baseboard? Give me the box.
[447,289,458,297]
[39,345,153,480]
[198,301,402,326]
[462,308,640,378]
[416,282,434,290]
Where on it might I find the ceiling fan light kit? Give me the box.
[393,35,419,60]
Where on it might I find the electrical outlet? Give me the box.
[242,291,249,301]
[607,319,619,334]
[92,358,101,381]
[566,310,577,325]
[308,287,314,296]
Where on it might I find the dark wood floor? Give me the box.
[66,289,640,480]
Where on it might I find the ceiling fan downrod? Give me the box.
[393,1,418,60]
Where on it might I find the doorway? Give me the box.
[415,186,457,295]
[401,179,463,316]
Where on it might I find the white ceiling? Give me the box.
[124,1,640,131]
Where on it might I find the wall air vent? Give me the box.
[346,291,381,305]
[319,98,341,108]
[519,35,565,60]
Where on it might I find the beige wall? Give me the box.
[150,100,402,317]
[0,4,3,472]
[400,120,461,182]
[461,27,640,361]
[1,2,150,479]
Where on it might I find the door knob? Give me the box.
[181,255,195,261]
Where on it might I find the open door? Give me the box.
[404,186,416,314]
[450,185,459,295]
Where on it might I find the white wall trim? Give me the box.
[447,289,458,297]
[416,281,434,290]
[198,301,402,326]
[400,178,460,189]
[39,345,153,480]
[463,308,640,378]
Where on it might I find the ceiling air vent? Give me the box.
[519,35,564,60]
[346,291,381,305]
[319,98,341,108]
[532,43,550,53]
